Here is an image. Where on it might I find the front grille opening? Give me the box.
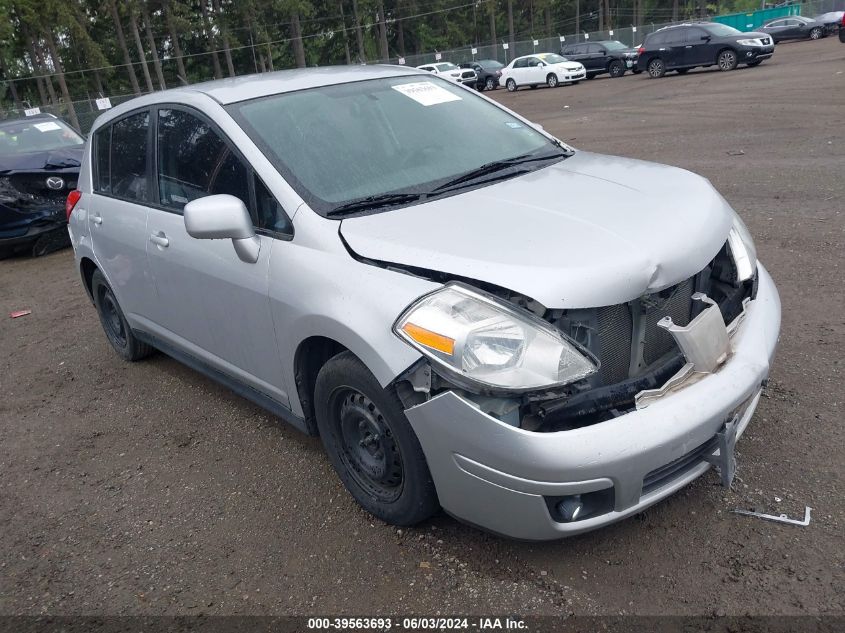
[642,435,719,495]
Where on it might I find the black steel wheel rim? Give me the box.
[331,388,403,502]
[99,287,127,348]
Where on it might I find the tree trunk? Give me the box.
[488,0,496,52]
[377,1,389,61]
[162,0,188,84]
[352,0,366,62]
[507,0,514,62]
[576,0,580,39]
[200,0,223,79]
[605,0,612,30]
[266,43,275,70]
[140,2,167,89]
[43,30,80,130]
[545,6,552,38]
[338,0,352,64]
[599,0,604,32]
[109,0,141,95]
[0,57,23,110]
[33,42,60,106]
[25,40,50,106]
[290,12,306,68]
[211,0,236,76]
[397,8,405,57]
[129,5,155,92]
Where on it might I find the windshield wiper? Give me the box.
[327,192,425,217]
[431,151,567,193]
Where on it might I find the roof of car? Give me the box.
[0,112,59,126]
[188,65,423,104]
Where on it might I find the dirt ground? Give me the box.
[1,38,843,618]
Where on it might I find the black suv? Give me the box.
[636,23,774,78]
[561,40,639,78]
[0,114,84,257]
[459,59,504,91]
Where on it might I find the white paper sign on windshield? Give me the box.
[392,82,462,107]
[34,122,62,132]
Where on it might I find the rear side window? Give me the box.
[110,112,149,202]
[156,108,250,212]
[94,127,111,193]
[647,32,667,47]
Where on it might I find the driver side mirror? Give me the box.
[701,35,712,41]
[184,194,261,264]
[538,61,546,67]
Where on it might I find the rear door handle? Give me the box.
[150,232,169,248]
[91,214,102,225]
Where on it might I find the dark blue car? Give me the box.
[0,114,84,257]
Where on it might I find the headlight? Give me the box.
[727,213,758,282]
[737,38,765,46]
[394,284,598,391]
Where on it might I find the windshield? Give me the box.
[435,63,458,72]
[0,118,84,156]
[703,23,742,37]
[537,53,568,64]
[478,60,504,70]
[603,41,628,50]
[228,75,562,215]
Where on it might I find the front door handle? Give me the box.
[91,214,102,225]
[150,232,169,248]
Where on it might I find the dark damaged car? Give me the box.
[0,114,84,257]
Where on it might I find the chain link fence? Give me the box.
[2,0,841,134]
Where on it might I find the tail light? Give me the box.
[637,46,645,56]
[65,190,82,221]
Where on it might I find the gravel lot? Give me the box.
[1,38,843,618]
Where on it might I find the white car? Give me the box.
[416,62,477,87]
[499,53,586,91]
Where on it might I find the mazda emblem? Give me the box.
[46,176,65,190]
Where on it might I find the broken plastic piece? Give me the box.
[9,310,32,318]
[732,506,812,527]
[658,293,729,373]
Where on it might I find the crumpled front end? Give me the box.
[403,264,780,540]
[0,170,76,251]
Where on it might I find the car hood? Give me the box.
[735,31,770,39]
[0,146,83,173]
[339,151,736,309]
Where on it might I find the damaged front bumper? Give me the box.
[404,264,780,540]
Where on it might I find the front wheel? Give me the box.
[608,60,625,77]
[506,78,517,92]
[546,73,559,88]
[314,351,439,526]
[647,58,666,78]
[485,76,496,90]
[809,27,823,40]
[718,49,738,71]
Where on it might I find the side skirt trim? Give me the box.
[134,330,312,436]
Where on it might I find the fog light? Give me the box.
[556,495,584,522]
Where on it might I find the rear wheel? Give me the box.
[91,270,154,361]
[608,60,625,77]
[546,73,559,88]
[506,78,517,92]
[314,351,439,526]
[485,76,496,90]
[647,58,666,78]
[717,49,738,71]
[809,27,823,39]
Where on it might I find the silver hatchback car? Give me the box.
[68,66,780,540]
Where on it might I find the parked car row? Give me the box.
[419,15,840,93]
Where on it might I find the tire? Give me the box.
[608,60,625,77]
[809,27,822,40]
[546,73,559,88]
[647,57,666,78]
[506,78,517,92]
[676,68,690,74]
[91,269,154,362]
[31,228,70,257]
[485,76,496,90]
[314,351,439,526]
[717,49,738,71]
